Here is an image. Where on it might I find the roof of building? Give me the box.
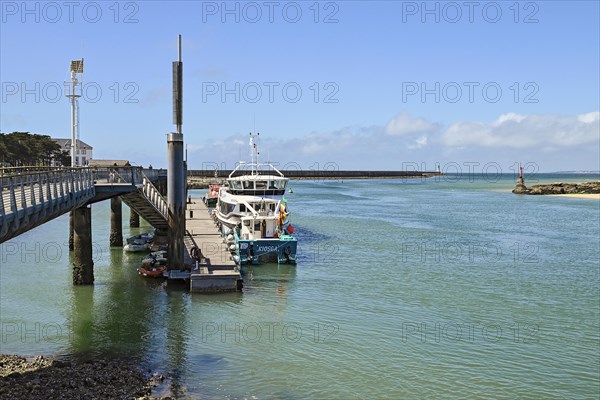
[87,159,131,167]
[52,138,93,149]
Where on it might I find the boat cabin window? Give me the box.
[220,201,235,214]
[256,181,267,190]
[268,181,277,189]
[240,204,246,212]
[274,180,286,189]
[243,181,252,190]
[231,181,242,190]
[244,220,250,226]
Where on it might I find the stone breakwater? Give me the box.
[513,181,600,195]
[0,354,170,400]
[187,171,442,189]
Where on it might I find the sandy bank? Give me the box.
[547,193,600,200]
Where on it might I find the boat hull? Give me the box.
[124,243,150,252]
[205,197,218,207]
[237,236,297,265]
[137,265,166,278]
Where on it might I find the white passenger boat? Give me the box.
[215,133,297,264]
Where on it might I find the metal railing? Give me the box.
[0,168,95,242]
[141,175,168,220]
[0,166,168,242]
[1,166,166,186]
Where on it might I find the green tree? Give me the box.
[0,132,68,166]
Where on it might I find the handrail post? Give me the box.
[9,177,17,214]
[29,173,36,207]
[38,171,44,204]
[20,174,27,211]
[0,176,5,218]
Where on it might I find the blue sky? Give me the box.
[1,1,599,172]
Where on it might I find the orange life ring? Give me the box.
[189,246,200,260]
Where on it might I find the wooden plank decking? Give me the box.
[183,198,242,293]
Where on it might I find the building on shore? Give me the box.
[52,138,93,166]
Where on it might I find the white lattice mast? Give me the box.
[66,59,83,167]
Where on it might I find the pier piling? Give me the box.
[68,211,74,251]
[72,206,94,285]
[129,209,140,227]
[110,196,123,247]
[167,132,185,270]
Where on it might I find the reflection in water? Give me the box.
[68,249,157,361]
[243,264,297,295]
[68,286,95,357]
[163,287,189,398]
[242,263,297,317]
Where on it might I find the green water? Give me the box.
[1,174,599,398]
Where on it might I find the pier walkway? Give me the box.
[167,198,242,292]
[0,167,167,243]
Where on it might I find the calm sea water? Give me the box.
[1,173,599,399]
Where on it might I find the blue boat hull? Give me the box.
[237,236,297,265]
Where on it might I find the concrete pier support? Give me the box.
[129,209,140,227]
[110,197,123,247]
[68,211,74,251]
[167,132,185,271]
[72,206,94,285]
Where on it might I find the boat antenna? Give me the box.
[256,132,260,170]
[249,131,261,175]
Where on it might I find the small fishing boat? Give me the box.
[149,242,167,252]
[137,264,166,278]
[127,232,154,243]
[141,250,168,266]
[124,239,150,252]
[204,184,220,207]
[124,231,155,252]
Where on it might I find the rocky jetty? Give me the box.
[512,181,600,195]
[0,354,169,400]
[187,177,211,189]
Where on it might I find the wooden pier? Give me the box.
[168,198,242,293]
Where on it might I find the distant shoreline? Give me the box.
[187,171,441,189]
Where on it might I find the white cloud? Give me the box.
[184,111,599,171]
[408,135,428,149]
[578,111,599,124]
[442,112,600,149]
[385,112,438,136]
[493,112,526,126]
